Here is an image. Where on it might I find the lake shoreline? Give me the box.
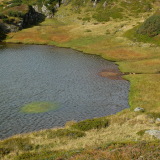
[0,43,130,140]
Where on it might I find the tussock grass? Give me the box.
[71,117,109,131]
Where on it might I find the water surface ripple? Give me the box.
[0,44,130,139]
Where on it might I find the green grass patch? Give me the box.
[21,102,59,113]
[14,149,83,160]
[71,117,109,131]
[40,18,65,27]
[124,74,160,112]
[136,129,148,136]
[62,35,106,48]
[117,58,160,74]
[93,7,123,22]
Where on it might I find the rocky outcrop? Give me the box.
[155,118,160,125]
[145,130,160,139]
[32,5,53,18]
[22,6,45,28]
[41,5,53,18]
[0,6,45,33]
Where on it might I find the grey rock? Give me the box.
[93,0,98,7]
[0,6,45,33]
[155,118,160,124]
[145,130,160,139]
[32,5,39,13]
[42,5,53,18]
[134,107,145,112]
[103,1,107,8]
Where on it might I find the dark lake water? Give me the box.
[0,44,130,139]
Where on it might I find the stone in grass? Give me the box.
[145,130,160,139]
[134,107,145,112]
[155,118,160,124]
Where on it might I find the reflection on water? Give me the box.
[0,44,130,139]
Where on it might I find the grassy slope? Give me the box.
[1,1,160,159]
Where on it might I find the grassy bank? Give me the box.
[0,1,160,159]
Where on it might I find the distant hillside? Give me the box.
[0,0,158,38]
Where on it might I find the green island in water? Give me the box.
[0,0,160,159]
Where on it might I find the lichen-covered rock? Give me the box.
[155,118,160,124]
[134,107,145,112]
[145,130,160,139]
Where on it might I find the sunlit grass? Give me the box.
[118,58,160,74]
[124,74,160,112]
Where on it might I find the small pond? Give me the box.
[0,44,130,139]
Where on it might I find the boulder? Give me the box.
[155,118,160,124]
[134,107,145,112]
[145,130,160,139]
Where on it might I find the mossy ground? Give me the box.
[0,1,160,159]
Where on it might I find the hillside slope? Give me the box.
[0,0,160,160]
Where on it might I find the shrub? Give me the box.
[71,117,109,131]
[0,13,7,19]
[7,10,24,17]
[82,17,91,22]
[0,25,6,40]
[147,112,160,119]
[0,147,11,158]
[137,129,148,136]
[93,7,123,22]
[137,13,160,37]
[0,137,33,152]
[85,29,92,32]
[46,129,86,139]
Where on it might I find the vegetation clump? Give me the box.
[71,117,109,131]
[136,129,148,136]
[46,129,86,139]
[0,137,33,158]
[0,25,6,40]
[137,12,160,37]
